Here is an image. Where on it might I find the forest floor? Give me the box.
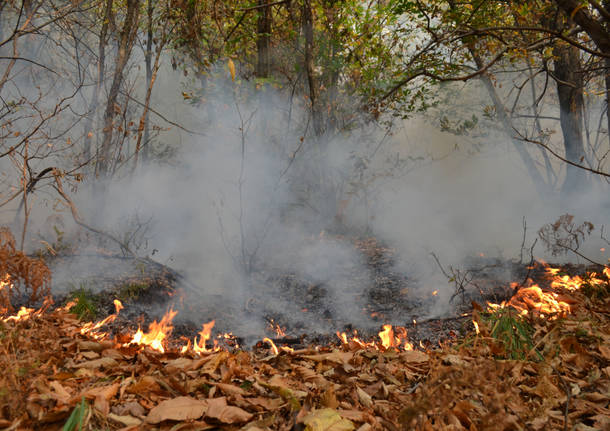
[1,241,609,430]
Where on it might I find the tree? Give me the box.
[384,0,610,198]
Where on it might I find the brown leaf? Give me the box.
[146,396,208,424]
[217,382,248,397]
[356,387,372,408]
[303,408,355,431]
[303,351,353,365]
[74,357,118,369]
[400,350,429,363]
[107,413,142,427]
[126,375,163,394]
[49,381,72,404]
[245,396,284,410]
[295,365,330,389]
[205,397,253,424]
[320,386,339,409]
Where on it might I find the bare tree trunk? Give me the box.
[142,0,154,164]
[553,43,588,196]
[134,15,167,173]
[255,0,271,78]
[97,0,141,177]
[84,0,112,169]
[303,0,322,136]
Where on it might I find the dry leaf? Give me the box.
[205,397,253,423]
[400,350,429,363]
[74,357,118,369]
[356,388,372,408]
[303,351,353,365]
[107,413,142,427]
[217,383,248,396]
[303,408,355,431]
[146,396,208,424]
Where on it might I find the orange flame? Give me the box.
[267,319,286,337]
[128,308,177,353]
[80,299,124,338]
[193,320,215,354]
[379,324,395,349]
[3,306,34,322]
[263,337,279,355]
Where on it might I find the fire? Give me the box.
[432,290,438,296]
[267,319,286,337]
[80,299,124,338]
[192,320,216,354]
[379,324,394,349]
[337,325,413,351]
[263,337,279,355]
[487,263,610,318]
[127,308,177,353]
[3,306,34,322]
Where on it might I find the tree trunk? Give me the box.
[553,43,588,196]
[255,0,272,78]
[142,0,154,164]
[303,0,322,136]
[84,0,112,170]
[97,0,141,177]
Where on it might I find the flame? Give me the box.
[379,324,395,349]
[338,325,412,351]
[487,264,610,318]
[3,306,34,322]
[473,320,480,335]
[80,299,124,338]
[192,320,216,354]
[263,337,279,355]
[127,308,177,353]
[267,319,286,337]
[432,290,438,296]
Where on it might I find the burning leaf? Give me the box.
[205,397,253,423]
[303,408,355,431]
[146,396,208,424]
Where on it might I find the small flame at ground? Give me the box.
[337,325,413,351]
[193,320,216,354]
[3,306,34,322]
[263,337,279,355]
[128,308,177,353]
[80,299,124,338]
[267,319,286,337]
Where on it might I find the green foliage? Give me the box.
[483,308,541,360]
[68,286,99,321]
[62,397,88,431]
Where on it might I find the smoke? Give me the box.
[2,54,609,338]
